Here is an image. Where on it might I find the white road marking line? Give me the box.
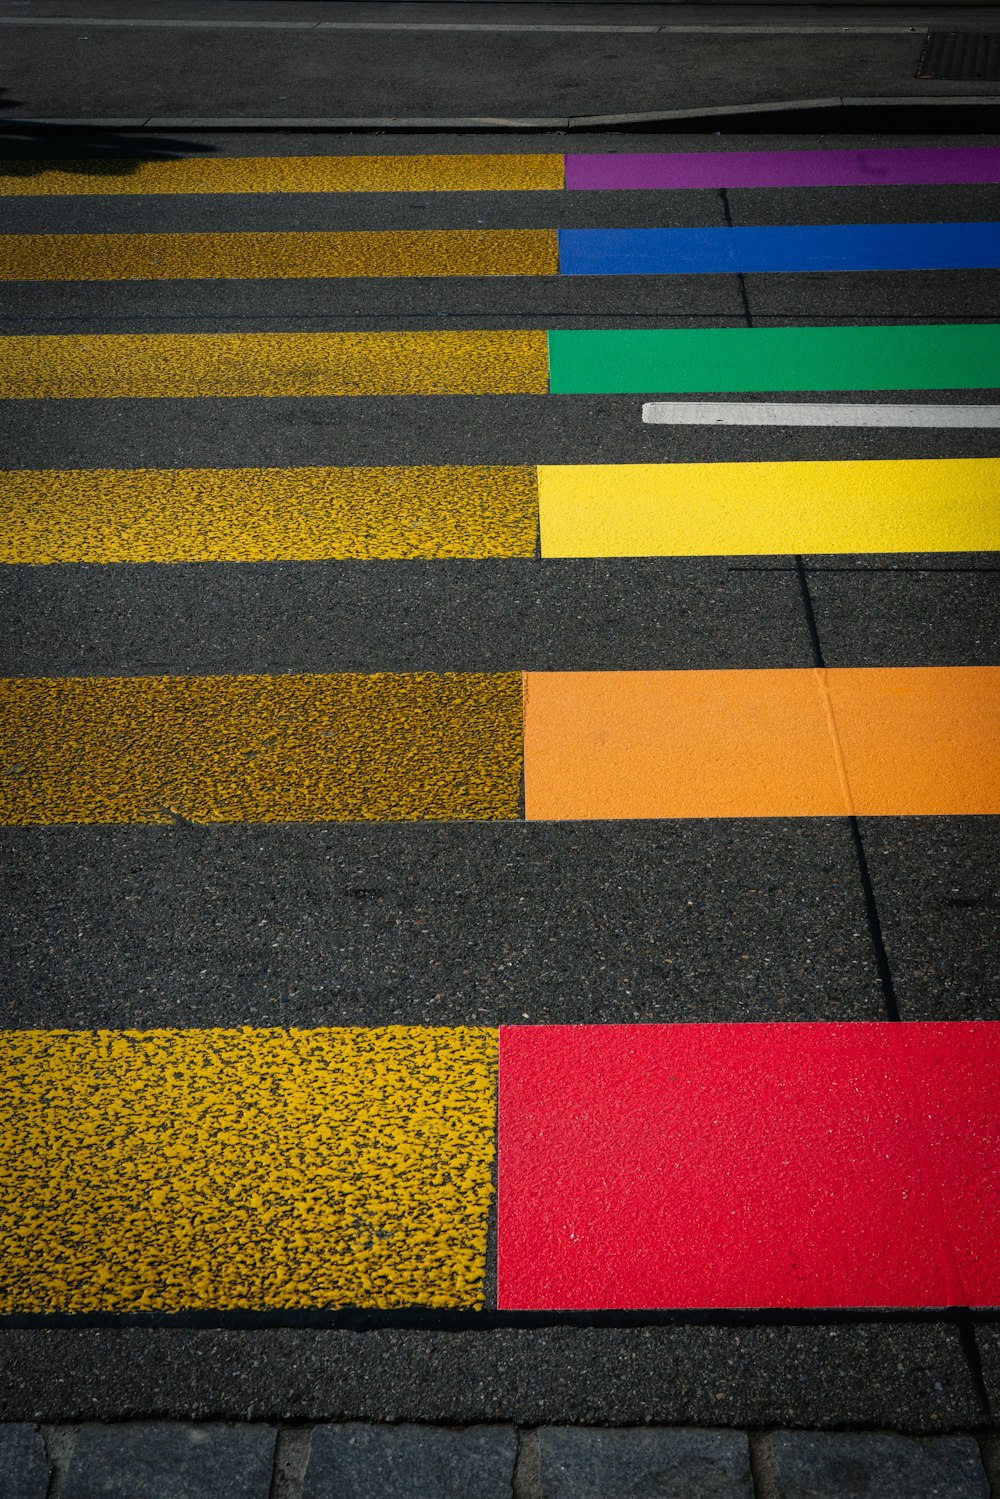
[641,402,1000,428]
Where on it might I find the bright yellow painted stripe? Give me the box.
[0,230,559,280]
[0,673,523,825]
[0,1026,497,1312]
[537,457,1000,556]
[0,331,549,397]
[0,154,565,195]
[0,466,539,563]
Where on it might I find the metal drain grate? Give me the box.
[917,31,1000,81]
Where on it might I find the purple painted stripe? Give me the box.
[565,147,1000,191]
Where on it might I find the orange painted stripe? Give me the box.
[522,667,1000,820]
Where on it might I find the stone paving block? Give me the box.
[0,1424,50,1499]
[303,1422,516,1499]
[61,1422,276,1499]
[754,1431,989,1499]
[538,1425,753,1498]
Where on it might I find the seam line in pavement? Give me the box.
[794,558,902,1025]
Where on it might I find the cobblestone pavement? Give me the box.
[2,1421,999,1498]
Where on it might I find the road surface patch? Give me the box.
[0,465,538,562]
[559,223,1000,275]
[0,229,559,280]
[0,331,549,397]
[523,666,1000,819]
[0,154,565,195]
[0,1026,497,1312]
[565,146,1000,189]
[537,457,1000,557]
[0,672,523,825]
[497,1021,1000,1308]
[549,324,1000,393]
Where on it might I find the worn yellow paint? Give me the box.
[0,331,550,398]
[0,466,539,562]
[537,457,1000,557]
[0,672,523,825]
[0,230,559,281]
[0,154,565,195]
[0,1026,498,1312]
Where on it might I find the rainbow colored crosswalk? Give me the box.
[1,144,998,1319]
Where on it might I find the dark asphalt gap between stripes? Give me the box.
[5,273,1000,326]
[5,396,1000,471]
[0,1320,984,1429]
[0,819,883,1031]
[2,186,997,236]
[0,190,729,234]
[0,558,811,676]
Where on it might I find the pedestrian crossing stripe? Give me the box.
[566,146,1000,190]
[2,325,998,398]
[3,457,997,563]
[536,458,1000,558]
[559,223,1000,275]
[2,667,997,825]
[0,672,524,826]
[523,667,1000,819]
[0,1026,497,1313]
[4,147,1000,197]
[547,325,1000,394]
[0,466,539,562]
[0,155,566,195]
[499,1022,1000,1310]
[1,1022,997,1314]
[0,230,559,280]
[0,331,549,398]
[3,224,999,279]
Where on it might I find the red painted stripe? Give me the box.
[497,1023,1000,1310]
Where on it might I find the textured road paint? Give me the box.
[641,401,1000,427]
[0,673,523,825]
[565,147,1000,190]
[0,230,559,281]
[537,458,1000,557]
[0,332,550,398]
[0,1027,497,1312]
[558,224,1000,275]
[497,1022,1000,1309]
[0,154,564,195]
[548,325,1000,394]
[0,466,539,563]
[522,667,1000,819]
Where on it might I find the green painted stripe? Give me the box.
[547,325,1000,394]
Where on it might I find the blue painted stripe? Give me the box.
[558,224,1000,275]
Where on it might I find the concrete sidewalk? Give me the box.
[4,1421,1000,1498]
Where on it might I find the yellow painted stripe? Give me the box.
[0,230,559,280]
[0,673,523,825]
[0,331,549,397]
[0,154,565,195]
[0,466,539,562]
[0,1026,497,1312]
[537,458,1000,556]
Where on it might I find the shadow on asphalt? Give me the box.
[0,91,214,173]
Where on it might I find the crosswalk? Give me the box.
[1,142,998,1320]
